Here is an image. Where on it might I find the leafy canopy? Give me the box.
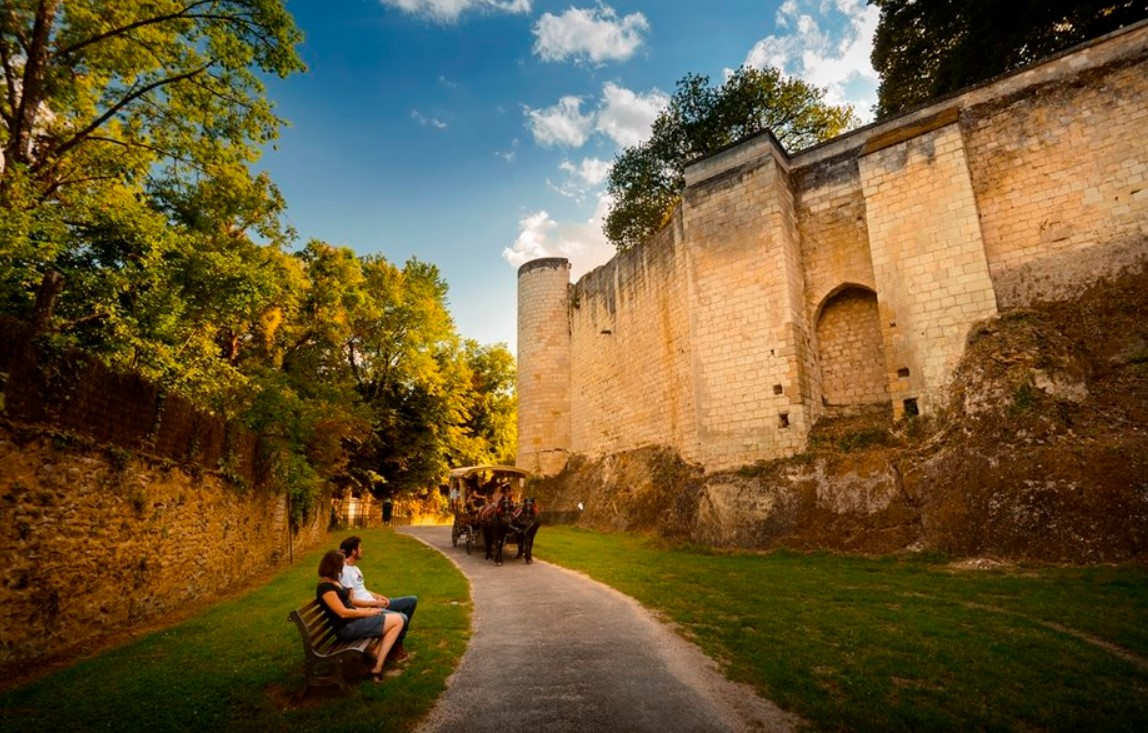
[604,66,857,250]
[869,0,1148,118]
[0,2,519,515]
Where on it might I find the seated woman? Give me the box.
[316,549,404,682]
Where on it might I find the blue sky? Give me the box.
[260,0,879,350]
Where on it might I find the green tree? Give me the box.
[870,0,1148,118]
[604,67,857,250]
[241,241,369,523]
[453,339,517,467]
[337,256,462,494]
[0,0,304,399]
[0,2,520,512]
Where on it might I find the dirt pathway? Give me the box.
[402,526,798,733]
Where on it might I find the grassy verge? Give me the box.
[0,528,469,733]
[538,527,1148,731]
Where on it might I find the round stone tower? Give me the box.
[516,257,572,477]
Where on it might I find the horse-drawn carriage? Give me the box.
[446,465,540,565]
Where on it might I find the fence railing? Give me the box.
[0,316,266,487]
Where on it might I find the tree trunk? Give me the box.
[30,269,63,336]
[5,0,60,169]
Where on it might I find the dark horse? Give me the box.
[479,496,516,565]
[507,497,541,564]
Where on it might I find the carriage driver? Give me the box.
[339,535,418,663]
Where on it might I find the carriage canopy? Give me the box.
[448,464,530,480]
[447,465,531,506]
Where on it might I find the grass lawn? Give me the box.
[537,527,1148,732]
[0,528,469,733]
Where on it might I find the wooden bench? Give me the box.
[288,599,373,692]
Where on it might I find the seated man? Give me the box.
[339,535,418,662]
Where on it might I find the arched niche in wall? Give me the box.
[814,284,889,409]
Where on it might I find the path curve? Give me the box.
[402,526,799,733]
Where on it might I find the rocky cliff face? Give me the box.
[528,267,1148,562]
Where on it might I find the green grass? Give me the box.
[537,527,1148,732]
[0,528,470,733]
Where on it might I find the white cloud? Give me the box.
[742,0,879,122]
[546,177,583,200]
[494,138,519,162]
[502,194,615,279]
[594,82,668,148]
[560,157,611,186]
[524,96,594,147]
[411,109,448,129]
[524,83,667,150]
[532,5,649,64]
[438,74,458,88]
[380,0,530,24]
[549,156,612,204]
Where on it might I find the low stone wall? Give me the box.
[0,423,327,673]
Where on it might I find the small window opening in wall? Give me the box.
[770,348,775,356]
[600,329,612,335]
[773,384,784,395]
[778,413,790,428]
[897,367,910,378]
[903,398,919,417]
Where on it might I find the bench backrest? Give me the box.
[289,599,340,655]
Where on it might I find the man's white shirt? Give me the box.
[340,563,373,603]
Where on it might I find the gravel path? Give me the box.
[402,526,799,733]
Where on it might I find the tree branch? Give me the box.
[56,311,109,331]
[8,0,60,166]
[53,0,217,59]
[187,75,255,111]
[40,173,120,199]
[50,61,213,162]
[83,134,209,174]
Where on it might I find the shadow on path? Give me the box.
[402,526,799,733]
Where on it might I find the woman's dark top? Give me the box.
[316,581,352,631]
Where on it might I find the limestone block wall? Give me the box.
[682,145,809,470]
[516,258,572,476]
[859,123,999,415]
[516,21,1148,472]
[794,157,876,311]
[793,155,878,419]
[568,219,697,462]
[815,288,888,407]
[962,53,1148,307]
[0,425,327,670]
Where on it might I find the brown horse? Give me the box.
[507,497,541,564]
[479,496,516,565]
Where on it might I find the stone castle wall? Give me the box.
[517,21,1148,474]
[516,259,573,475]
[566,221,698,463]
[0,424,328,671]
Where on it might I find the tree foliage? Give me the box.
[604,66,857,250]
[0,0,304,397]
[870,0,1148,118]
[0,1,518,516]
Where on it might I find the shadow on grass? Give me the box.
[0,528,470,733]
